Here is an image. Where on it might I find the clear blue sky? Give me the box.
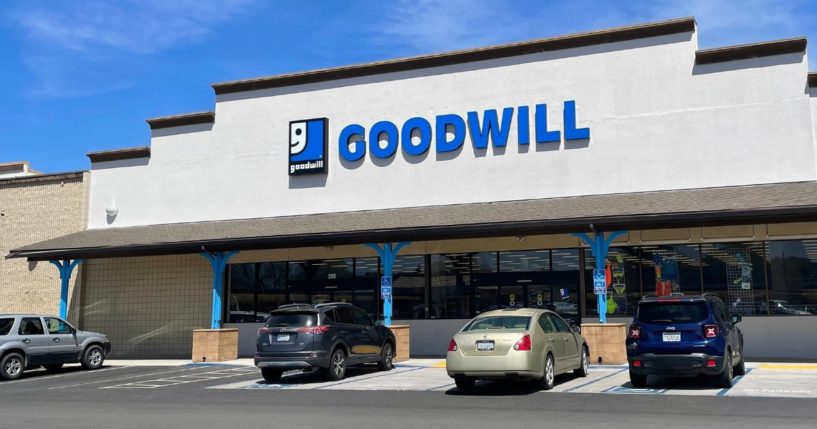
[1,0,815,173]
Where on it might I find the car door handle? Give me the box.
[52,338,60,343]
[22,338,31,343]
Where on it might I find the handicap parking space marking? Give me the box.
[604,385,669,395]
[102,367,258,389]
[49,366,203,390]
[558,368,628,393]
[715,368,752,396]
[210,366,441,391]
[726,367,817,398]
[1,365,129,386]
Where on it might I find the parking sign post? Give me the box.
[573,231,627,324]
[365,242,410,326]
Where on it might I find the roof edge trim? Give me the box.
[808,72,817,88]
[211,17,696,95]
[695,37,807,65]
[146,111,215,130]
[86,147,151,163]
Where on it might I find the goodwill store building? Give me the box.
[9,17,817,360]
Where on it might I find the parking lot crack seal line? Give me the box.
[563,368,628,393]
[314,367,426,390]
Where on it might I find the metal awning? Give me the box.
[9,181,817,261]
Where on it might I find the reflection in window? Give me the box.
[767,240,817,315]
[701,242,767,315]
[430,254,471,319]
[392,255,426,320]
[257,262,286,317]
[228,264,259,322]
[641,245,702,296]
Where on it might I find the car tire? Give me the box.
[541,354,555,390]
[717,353,734,388]
[325,348,347,381]
[43,364,64,372]
[261,368,283,382]
[574,345,589,377]
[733,354,746,376]
[377,342,394,371]
[629,372,647,388]
[1,353,25,381]
[455,376,475,391]
[80,345,105,370]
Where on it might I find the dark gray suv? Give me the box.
[1,314,111,380]
[254,303,396,382]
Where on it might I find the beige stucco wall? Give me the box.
[78,254,211,358]
[0,173,88,320]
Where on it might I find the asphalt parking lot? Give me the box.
[3,359,816,398]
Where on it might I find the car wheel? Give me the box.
[541,354,555,390]
[455,376,475,391]
[717,352,734,388]
[81,345,105,370]
[378,342,394,371]
[325,348,347,381]
[261,368,283,382]
[629,372,647,388]
[574,345,589,377]
[43,364,64,372]
[1,353,25,381]
[733,353,746,376]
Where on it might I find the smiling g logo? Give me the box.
[289,118,328,176]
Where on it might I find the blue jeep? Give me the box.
[626,294,745,388]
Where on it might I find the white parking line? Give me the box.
[49,366,202,390]
[2,366,127,386]
[102,367,258,389]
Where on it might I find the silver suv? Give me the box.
[0,314,111,380]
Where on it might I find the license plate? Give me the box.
[476,341,495,351]
[276,334,291,342]
[662,332,681,342]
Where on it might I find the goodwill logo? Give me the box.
[289,118,328,175]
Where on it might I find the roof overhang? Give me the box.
[9,181,817,261]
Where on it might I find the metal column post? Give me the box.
[49,259,83,320]
[573,231,627,324]
[201,251,239,329]
[365,242,410,326]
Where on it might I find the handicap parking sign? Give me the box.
[593,269,606,294]
[381,276,392,299]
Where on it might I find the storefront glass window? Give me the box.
[767,240,817,315]
[227,263,260,322]
[548,248,581,322]
[641,244,702,296]
[391,255,426,320]
[701,242,767,315]
[257,262,287,317]
[584,247,641,318]
[430,254,471,319]
[354,257,379,317]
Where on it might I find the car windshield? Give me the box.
[265,312,317,328]
[463,316,531,331]
[637,302,709,324]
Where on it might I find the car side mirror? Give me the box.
[731,315,742,324]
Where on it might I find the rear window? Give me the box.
[0,318,13,336]
[637,302,709,324]
[463,316,531,331]
[265,312,317,328]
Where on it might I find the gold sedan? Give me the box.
[446,308,589,390]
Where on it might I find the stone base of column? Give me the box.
[580,323,627,365]
[192,328,238,363]
[389,325,410,362]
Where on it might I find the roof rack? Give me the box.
[314,302,353,308]
[276,303,315,310]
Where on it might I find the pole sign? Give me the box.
[593,269,606,295]
[380,276,392,299]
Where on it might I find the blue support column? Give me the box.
[201,251,239,329]
[364,242,410,326]
[572,231,627,324]
[49,259,83,320]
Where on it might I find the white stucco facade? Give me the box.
[87,26,816,229]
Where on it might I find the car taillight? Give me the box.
[706,359,717,368]
[704,324,718,338]
[296,325,330,334]
[448,339,458,352]
[257,327,272,335]
[629,325,641,340]
[513,334,532,351]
